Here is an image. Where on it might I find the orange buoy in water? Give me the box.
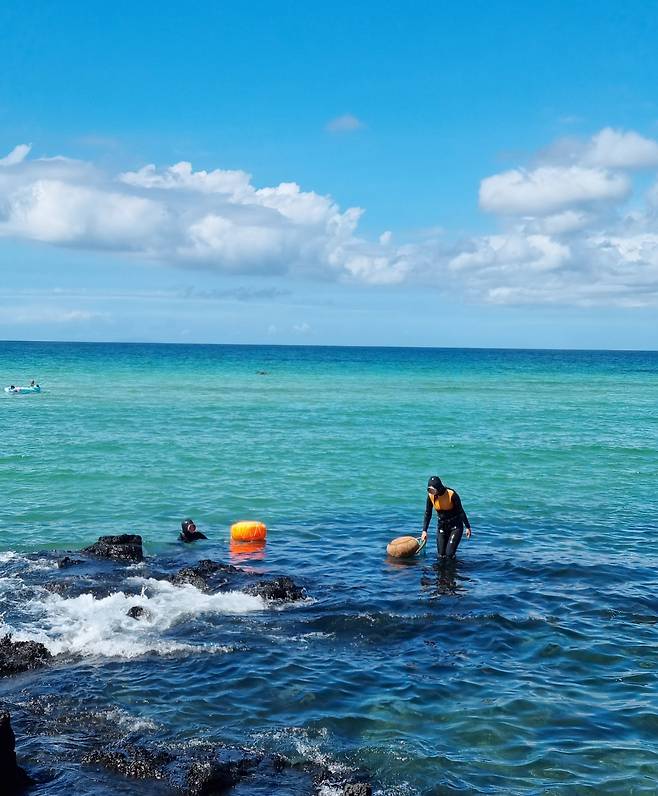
[386,535,420,559]
[231,520,267,542]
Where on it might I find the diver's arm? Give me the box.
[453,491,472,539]
[421,495,433,539]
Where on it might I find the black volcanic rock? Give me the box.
[246,576,305,602]
[181,751,261,794]
[0,634,52,678]
[82,534,143,562]
[0,711,33,792]
[126,606,150,620]
[172,559,241,591]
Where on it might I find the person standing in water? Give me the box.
[421,476,472,559]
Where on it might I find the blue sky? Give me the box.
[1,1,658,348]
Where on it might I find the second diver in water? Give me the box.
[421,475,472,559]
[179,518,208,543]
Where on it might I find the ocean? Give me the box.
[1,341,657,794]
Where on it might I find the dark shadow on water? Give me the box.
[421,557,471,597]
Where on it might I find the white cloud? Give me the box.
[479,165,629,216]
[5,179,166,247]
[527,210,592,235]
[326,114,365,133]
[450,234,570,277]
[0,144,31,166]
[582,128,658,169]
[0,305,107,324]
[292,321,311,334]
[120,161,253,196]
[3,130,658,308]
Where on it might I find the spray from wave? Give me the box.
[1,577,266,659]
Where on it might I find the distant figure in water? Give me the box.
[421,475,472,559]
[179,518,208,543]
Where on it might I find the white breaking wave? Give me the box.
[1,577,265,659]
[0,550,58,573]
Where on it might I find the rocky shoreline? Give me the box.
[0,536,373,795]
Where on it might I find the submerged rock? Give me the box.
[84,741,295,795]
[57,555,83,569]
[83,743,173,780]
[246,576,306,602]
[0,634,52,678]
[82,534,143,563]
[44,581,70,595]
[344,783,372,796]
[0,711,33,792]
[181,750,262,794]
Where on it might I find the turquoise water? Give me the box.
[1,341,657,794]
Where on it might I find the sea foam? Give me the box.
[2,577,265,659]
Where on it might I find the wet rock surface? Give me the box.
[246,576,306,602]
[126,605,151,620]
[82,534,144,563]
[0,711,33,792]
[82,738,365,795]
[0,634,52,678]
[171,558,240,592]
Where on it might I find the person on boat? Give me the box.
[30,380,38,387]
[179,518,208,543]
[421,476,472,559]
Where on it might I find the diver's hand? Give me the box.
[421,531,428,542]
[465,527,472,540]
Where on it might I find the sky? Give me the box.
[1,1,658,349]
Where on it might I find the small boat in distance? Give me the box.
[4,384,41,395]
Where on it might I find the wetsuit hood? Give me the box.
[427,476,447,495]
[181,518,196,534]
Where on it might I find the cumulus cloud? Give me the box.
[479,166,629,216]
[0,147,402,283]
[326,114,365,133]
[3,129,658,307]
[582,128,658,169]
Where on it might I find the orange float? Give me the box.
[230,520,267,542]
[386,535,421,558]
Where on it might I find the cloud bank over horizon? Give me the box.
[2,127,658,307]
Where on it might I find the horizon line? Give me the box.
[1,338,657,355]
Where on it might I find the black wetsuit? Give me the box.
[422,490,470,558]
[179,531,208,543]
